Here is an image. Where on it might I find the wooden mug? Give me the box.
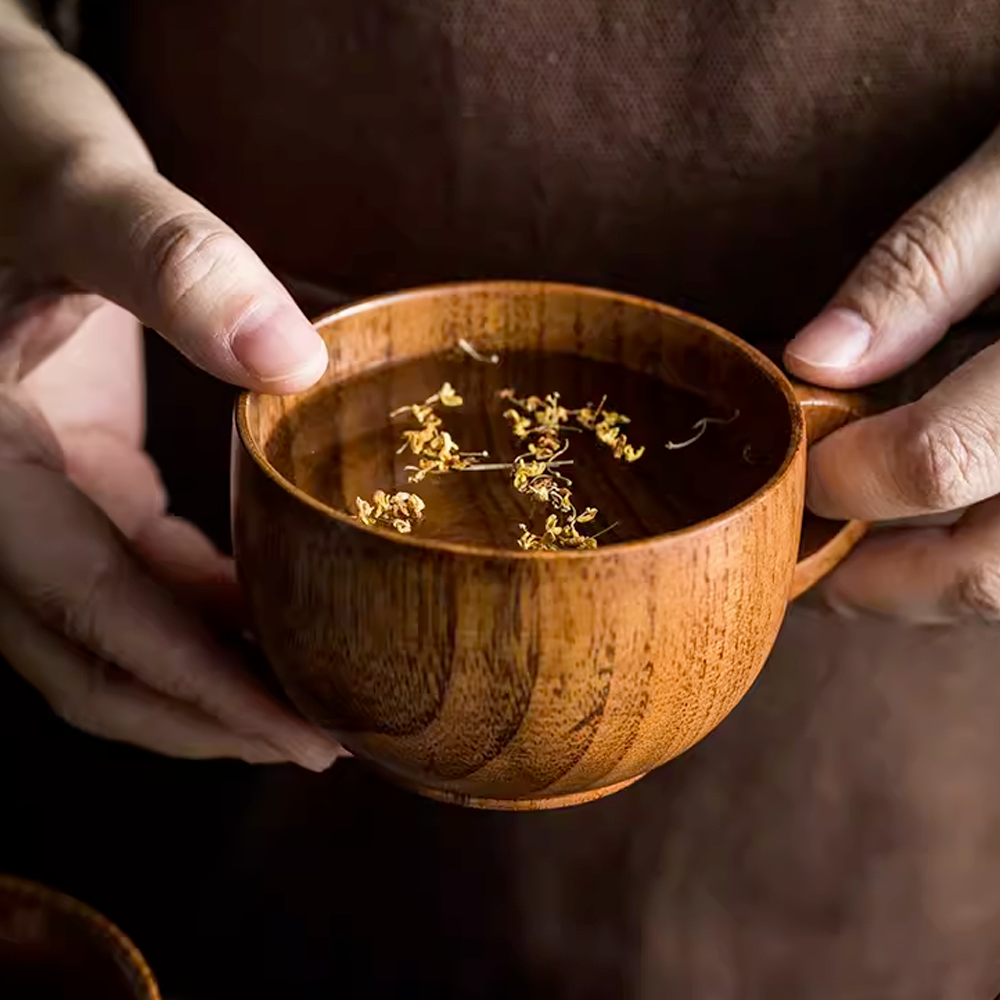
[233,281,867,810]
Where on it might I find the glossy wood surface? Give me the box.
[233,282,865,808]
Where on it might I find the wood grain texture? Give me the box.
[232,281,865,809]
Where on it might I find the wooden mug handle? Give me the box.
[789,382,870,599]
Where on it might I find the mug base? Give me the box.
[389,773,646,811]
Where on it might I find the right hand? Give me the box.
[0,2,341,768]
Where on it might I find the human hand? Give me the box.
[0,4,340,765]
[785,123,1000,623]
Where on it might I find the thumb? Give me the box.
[33,163,328,393]
[784,126,1000,389]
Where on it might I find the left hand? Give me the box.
[0,7,338,766]
[0,284,342,767]
[785,122,1000,624]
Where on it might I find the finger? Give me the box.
[18,301,144,445]
[0,267,104,381]
[131,515,248,633]
[31,164,327,393]
[45,428,245,630]
[805,339,1000,521]
[0,586,292,762]
[821,494,1000,623]
[0,394,340,770]
[59,426,167,538]
[785,125,1000,388]
[0,15,320,390]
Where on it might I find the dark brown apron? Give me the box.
[67,2,1000,995]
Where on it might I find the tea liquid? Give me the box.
[267,351,786,548]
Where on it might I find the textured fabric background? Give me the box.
[85,0,1000,341]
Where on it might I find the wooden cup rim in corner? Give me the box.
[0,873,162,1000]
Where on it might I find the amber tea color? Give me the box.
[266,350,786,551]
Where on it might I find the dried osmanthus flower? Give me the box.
[354,490,426,534]
[574,396,645,462]
[391,382,488,484]
[500,388,615,551]
[499,389,570,453]
[352,367,738,546]
[353,382,485,535]
[517,509,601,552]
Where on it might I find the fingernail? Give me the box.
[231,302,328,386]
[280,731,344,773]
[786,308,872,369]
[293,747,341,773]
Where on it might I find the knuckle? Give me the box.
[895,410,993,512]
[857,207,958,311]
[139,213,240,311]
[948,560,1000,621]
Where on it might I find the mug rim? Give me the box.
[0,873,161,1000]
[235,279,805,561]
